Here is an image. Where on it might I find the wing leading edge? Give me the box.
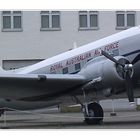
[0,73,86,84]
[0,73,88,100]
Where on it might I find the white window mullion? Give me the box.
[87,12,90,29]
[11,13,14,29]
[124,12,127,29]
[49,13,52,28]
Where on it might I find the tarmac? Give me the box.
[1,109,140,129]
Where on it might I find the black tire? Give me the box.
[84,102,104,125]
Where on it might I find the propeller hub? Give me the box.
[128,64,133,68]
[124,64,133,70]
[124,64,134,78]
[115,58,134,79]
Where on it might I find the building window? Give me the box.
[2,11,22,32]
[75,63,81,71]
[127,13,135,27]
[116,11,136,30]
[40,11,61,31]
[79,11,99,30]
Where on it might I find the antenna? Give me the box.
[73,42,77,49]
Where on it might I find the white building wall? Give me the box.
[0,11,139,68]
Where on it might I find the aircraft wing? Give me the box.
[0,73,86,85]
[0,73,88,101]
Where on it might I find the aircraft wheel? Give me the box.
[84,102,104,125]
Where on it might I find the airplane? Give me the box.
[0,25,139,124]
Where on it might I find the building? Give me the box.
[0,10,138,70]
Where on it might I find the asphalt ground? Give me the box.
[0,110,140,129]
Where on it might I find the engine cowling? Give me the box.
[79,56,133,89]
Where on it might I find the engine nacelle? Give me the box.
[79,56,131,89]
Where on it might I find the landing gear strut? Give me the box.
[83,102,104,124]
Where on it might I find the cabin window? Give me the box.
[40,11,61,31]
[63,67,68,74]
[116,11,135,30]
[79,11,99,30]
[75,63,81,71]
[2,11,22,32]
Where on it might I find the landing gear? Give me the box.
[83,102,104,124]
[72,89,104,125]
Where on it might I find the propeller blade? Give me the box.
[125,71,134,103]
[101,50,125,67]
[132,53,140,65]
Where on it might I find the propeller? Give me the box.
[131,53,140,65]
[101,50,125,67]
[101,50,135,104]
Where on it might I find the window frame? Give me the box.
[126,11,136,28]
[116,11,136,30]
[40,11,61,31]
[78,11,99,31]
[2,11,23,32]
